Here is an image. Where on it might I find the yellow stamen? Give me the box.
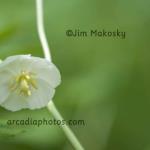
[10,71,37,96]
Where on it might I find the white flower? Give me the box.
[0,55,61,111]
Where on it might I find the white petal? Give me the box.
[0,55,31,74]
[0,70,14,103]
[1,79,55,111]
[26,78,55,109]
[0,84,10,104]
[31,63,61,88]
[25,56,61,88]
[0,93,28,111]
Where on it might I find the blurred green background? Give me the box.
[0,0,150,150]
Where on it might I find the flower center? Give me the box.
[10,71,37,96]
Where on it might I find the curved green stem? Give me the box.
[47,102,84,150]
[36,0,52,62]
[35,0,84,149]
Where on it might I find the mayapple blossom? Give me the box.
[0,55,61,111]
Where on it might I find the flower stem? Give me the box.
[36,0,84,149]
[36,0,52,62]
[47,102,84,150]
